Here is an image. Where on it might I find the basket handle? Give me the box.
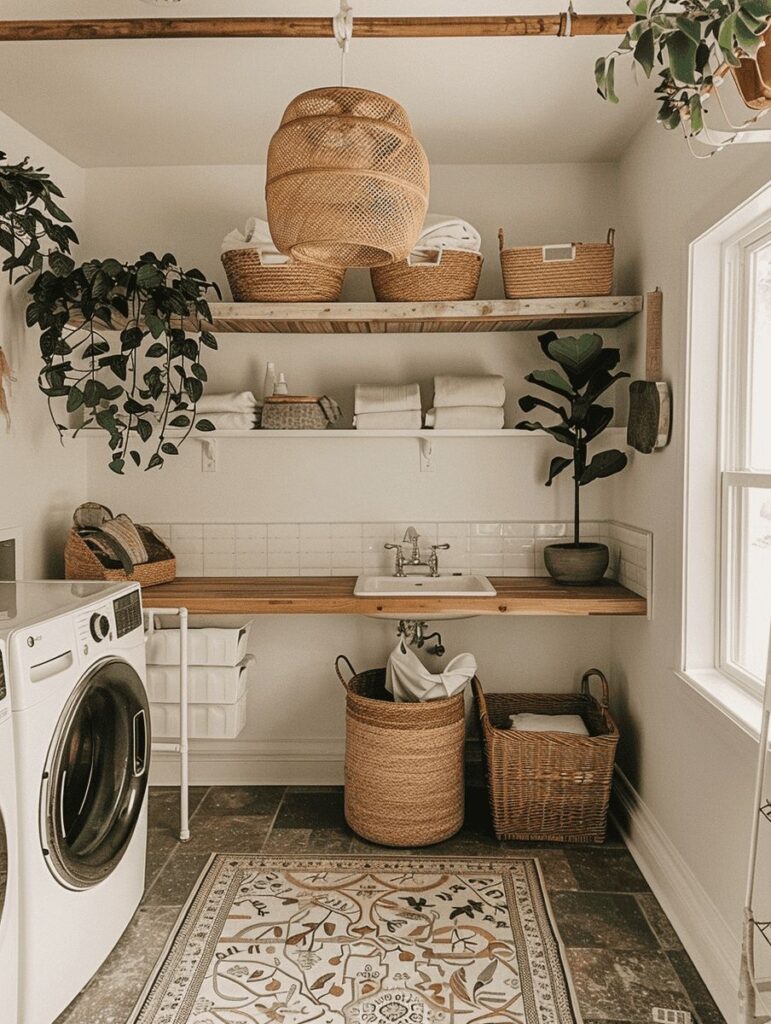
[581,669,610,708]
[606,228,616,245]
[335,654,356,691]
[498,227,505,252]
[471,676,488,720]
[407,248,443,267]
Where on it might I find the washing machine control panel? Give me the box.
[89,612,110,642]
[113,589,142,638]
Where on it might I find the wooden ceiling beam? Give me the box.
[0,15,635,42]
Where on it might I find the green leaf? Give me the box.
[161,442,179,455]
[191,362,207,381]
[136,263,163,290]
[65,386,84,413]
[546,333,603,376]
[145,342,167,358]
[48,250,75,277]
[184,376,203,404]
[108,457,125,475]
[195,419,215,432]
[634,27,656,76]
[581,404,614,441]
[146,453,164,470]
[546,456,573,486]
[145,312,166,340]
[200,330,218,350]
[666,30,698,84]
[515,420,577,446]
[136,418,153,442]
[129,450,141,466]
[689,93,704,135]
[579,448,628,485]
[169,414,191,427]
[675,16,702,45]
[524,369,574,399]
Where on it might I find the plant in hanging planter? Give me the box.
[516,331,629,586]
[26,252,221,473]
[595,0,771,134]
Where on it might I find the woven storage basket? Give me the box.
[336,655,465,847]
[65,526,176,587]
[371,249,483,302]
[266,87,429,269]
[474,671,619,843]
[221,249,345,302]
[499,228,615,299]
[261,396,329,430]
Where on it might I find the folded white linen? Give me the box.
[386,641,477,702]
[509,713,589,735]
[416,214,481,254]
[196,412,258,431]
[354,383,421,414]
[433,374,506,409]
[425,406,504,430]
[196,391,259,414]
[353,410,422,430]
[221,217,290,265]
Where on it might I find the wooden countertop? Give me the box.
[142,576,647,616]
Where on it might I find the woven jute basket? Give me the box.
[499,228,615,298]
[266,87,429,269]
[336,656,465,847]
[65,526,176,588]
[474,671,619,844]
[731,26,771,110]
[221,250,345,303]
[371,249,483,302]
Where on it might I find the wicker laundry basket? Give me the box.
[65,526,176,587]
[336,655,465,847]
[499,228,615,298]
[371,249,483,302]
[221,249,345,303]
[474,671,619,843]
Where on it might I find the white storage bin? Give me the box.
[146,657,252,705]
[150,695,248,740]
[146,624,251,666]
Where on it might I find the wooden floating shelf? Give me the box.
[142,576,647,617]
[200,297,643,334]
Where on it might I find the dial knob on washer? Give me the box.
[89,613,110,642]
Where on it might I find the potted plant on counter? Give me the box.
[516,331,629,585]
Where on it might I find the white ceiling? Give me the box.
[0,1,655,167]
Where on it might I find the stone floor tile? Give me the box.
[55,906,179,1024]
[168,813,273,855]
[666,950,726,1024]
[637,893,684,950]
[148,785,209,834]
[263,827,356,854]
[143,851,212,907]
[531,849,579,891]
[274,788,347,829]
[566,948,693,1021]
[144,828,179,889]
[551,892,659,949]
[566,846,651,892]
[195,785,285,818]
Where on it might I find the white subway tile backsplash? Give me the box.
[159,519,651,598]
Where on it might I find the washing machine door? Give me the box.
[41,657,150,890]
[0,808,6,928]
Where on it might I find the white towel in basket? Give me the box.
[385,641,476,703]
[509,713,589,735]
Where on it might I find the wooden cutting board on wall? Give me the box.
[627,289,671,453]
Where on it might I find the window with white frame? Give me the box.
[719,223,771,694]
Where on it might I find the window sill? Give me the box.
[676,668,765,742]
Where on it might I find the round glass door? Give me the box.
[42,658,150,890]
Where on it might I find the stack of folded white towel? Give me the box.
[220,217,289,266]
[196,391,262,430]
[352,383,422,430]
[425,375,505,430]
[408,214,482,263]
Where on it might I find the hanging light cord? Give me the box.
[333,0,353,85]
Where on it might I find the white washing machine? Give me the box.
[2,580,149,1024]
[0,628,19,1024]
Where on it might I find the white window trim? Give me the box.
[681,179,771,740]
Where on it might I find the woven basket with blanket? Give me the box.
[65,502,175,587]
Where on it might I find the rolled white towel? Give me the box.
[354,383,421,415]
[353,410,422,430]
[433,374,506,409]
[509,713,589,735]
[417,214,481,254]
[425,406,504,430]
[221,217,290,265]
[196,412,259,431]
[196,391,258,414]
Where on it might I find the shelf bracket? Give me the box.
[199,437,217,472]
[419,436,435,472]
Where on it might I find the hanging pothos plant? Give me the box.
[596,0,771,133]
[1,149,221,473]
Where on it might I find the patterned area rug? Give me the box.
[129,855,581,1024]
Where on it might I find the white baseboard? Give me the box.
[149,738,346,786]
[612,767,740,1023]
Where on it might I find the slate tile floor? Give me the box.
[54,784,725,1024]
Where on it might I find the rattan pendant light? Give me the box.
[265,7,429,268]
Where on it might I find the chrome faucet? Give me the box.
[384,527,451,577]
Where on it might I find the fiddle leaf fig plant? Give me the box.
[516,331,630,546]
[1,147,222,474]
[596,0,771,134]
[28,253,221,474]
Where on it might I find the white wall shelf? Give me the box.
[67,427,627,440]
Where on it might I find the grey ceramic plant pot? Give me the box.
[543,542,609,586]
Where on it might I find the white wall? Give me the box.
[0,112,87,577]
[78,160,621,783]
[611,121,771,1018]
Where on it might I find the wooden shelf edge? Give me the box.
[66,426,628,440]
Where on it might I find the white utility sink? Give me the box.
[354,574,496,598]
